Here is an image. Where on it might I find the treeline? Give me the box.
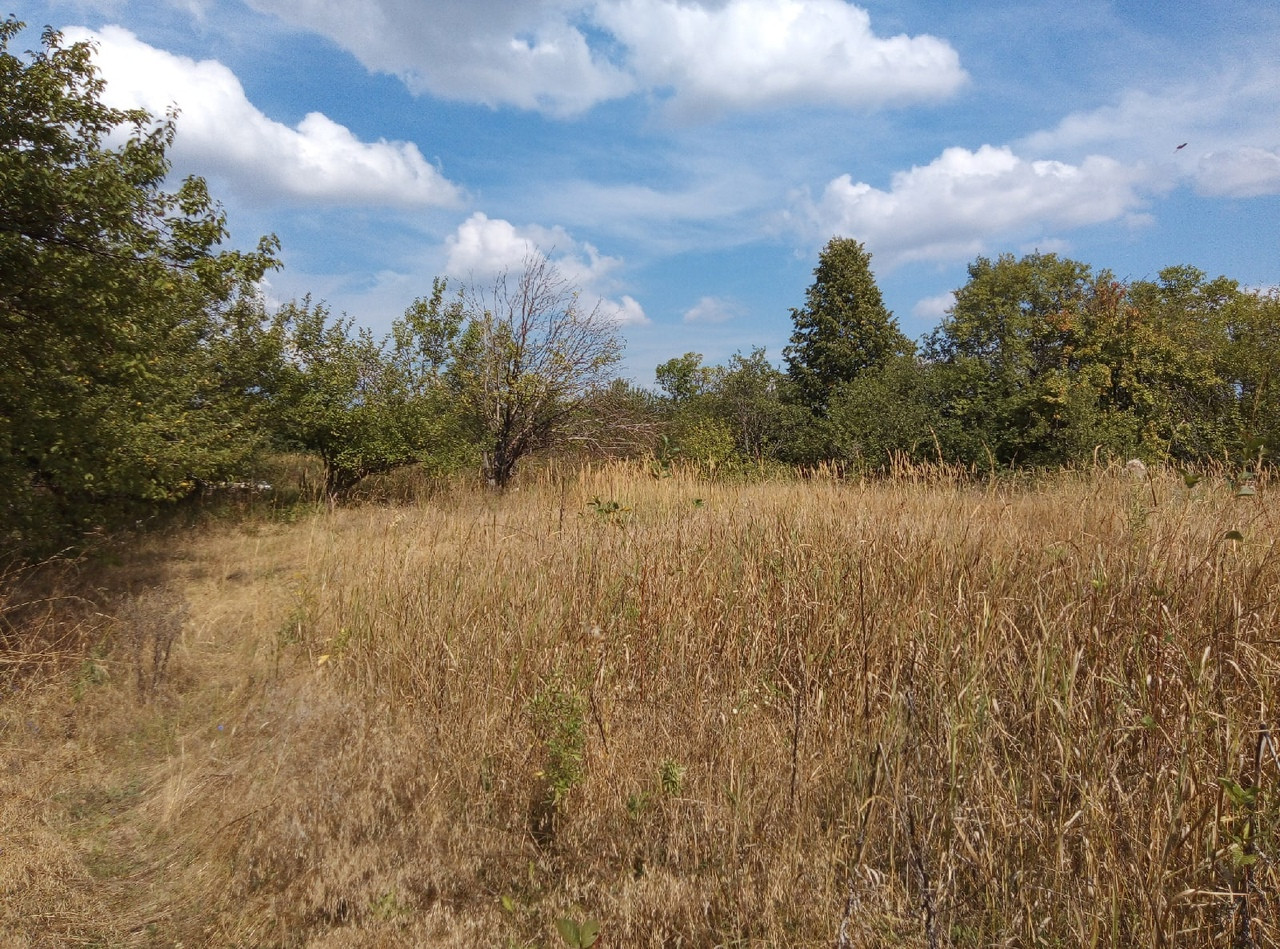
[3,21,1277,554]
[654,239,1280,474]
[2,22,626,552]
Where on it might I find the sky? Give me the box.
[14,0,1280,384]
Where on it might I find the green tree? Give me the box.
[924,252,1095,466]
[716,348,794,462]
[653,349,805,469]
[926,255,1256,468]
[826,356,939,470]
[0,20,279,547]
[1125,266,1244,461]
[655,352,718,404]
[784,237,913,414]
[1227,289,1280,463]
[269,290,470,496]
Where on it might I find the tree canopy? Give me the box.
[1,19,278,548]
[784,237,913,414]
[448,256,624,487]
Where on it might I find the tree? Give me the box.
[449,256,624,488]
[826,356,939,470]
[655,352,717,404]
[923,252,1095,466]
[925,254,1258,467]
[0,20,279,548]
[652,349,807,469]
[265,282,477,496]
[715,348,793,462]
[784,237,913,414]
[1125,266,1245,461]
[1227,289,1280,463]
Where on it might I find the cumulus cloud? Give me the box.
[65,25,462,206]
[242,0,964,116]
[443,212,650,325]
[597,0,966,116]
[798,145,1146,266]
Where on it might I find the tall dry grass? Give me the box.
[3,462,1278,946]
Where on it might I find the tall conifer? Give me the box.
[784,237,912,413]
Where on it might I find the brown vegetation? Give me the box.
[2,463,1278,946]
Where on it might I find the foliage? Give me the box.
[654,348,808,469]
[826,355,939,470]
[271,260,630,495]
[1125,265,1248,461]
[923,252,1096,466]
[923,255,1269,469]
[555,916,601,948]
[784,237,913,414]
[1227,289,1280,464]
[655,351,718,404]
[529,677,588,807]
[0,19,279,548]
[266,296,466,496]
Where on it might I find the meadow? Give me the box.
[2,463,1277,947]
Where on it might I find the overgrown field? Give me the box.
[3,464,1278,946]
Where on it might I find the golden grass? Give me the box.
[2,463,1278,946]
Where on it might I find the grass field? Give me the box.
[2,463,1278,947]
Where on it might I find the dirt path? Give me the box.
[1,519,318,946]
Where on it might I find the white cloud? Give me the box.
[443,213,650,325]
[245,0,634,116]
[1019,64,1280,199]
[799,145,1146,266]
[911,292,954,321]
[241,0,963,117]
[683,296,740,323]
[1195,147,1280,198]
[612,295,649,326]
[597,0,966,116]
[65,25,462,207]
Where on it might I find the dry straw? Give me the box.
[2,460,1277,946]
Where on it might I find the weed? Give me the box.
[555,915,600,948]
[584,496,631,525]
[116,588,186,702]
[659,758,685,797]
[528,675,588,845]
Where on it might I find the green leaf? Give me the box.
[555,918,581,945]
[1217,776,1258,808]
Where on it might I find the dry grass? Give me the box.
[2,463,1278,947]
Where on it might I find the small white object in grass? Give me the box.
[1124,459,1148,479]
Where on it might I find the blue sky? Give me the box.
[16,0,1280,384]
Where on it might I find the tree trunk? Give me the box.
[483,447,519,489]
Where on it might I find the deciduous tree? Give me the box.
[0,19,278,547]
[924,252,1095,465]
[449,256,624,488]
